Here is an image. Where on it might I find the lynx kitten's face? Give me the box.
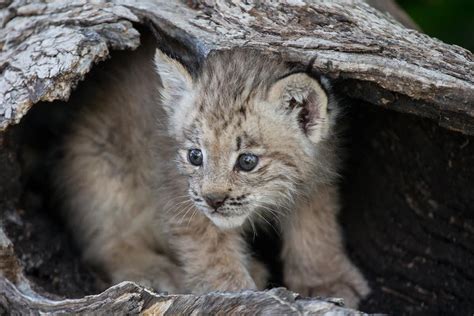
[156,49,333,229]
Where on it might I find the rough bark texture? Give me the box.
[0,239,360,315]
[0,277,361,315]
[0,0,473,133]
[1,0,473,315]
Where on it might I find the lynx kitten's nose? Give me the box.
[204,193,228,210]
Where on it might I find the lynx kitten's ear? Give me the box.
[267,73,330,144]
[154,49,194,116]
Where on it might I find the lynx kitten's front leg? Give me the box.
[169,213,257,293]
[281,186,370,308]
[88,236,183,293]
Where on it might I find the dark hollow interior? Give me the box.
[1,39,473,315]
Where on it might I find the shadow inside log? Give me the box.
[1,40,473,315]
[340,102,474,315]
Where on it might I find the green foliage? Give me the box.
[397,0,474,52]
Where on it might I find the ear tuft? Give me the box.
[267,73,330,143]
[154,49,193,116]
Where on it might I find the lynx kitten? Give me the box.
[56,44,369,307]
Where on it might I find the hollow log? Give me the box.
[1,0,473,134]
[0,269,358,315]
[0,0,473,314]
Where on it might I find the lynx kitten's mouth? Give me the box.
[205,211,248,229]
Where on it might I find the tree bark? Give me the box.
[0,278,363,315]
[0,0,473,133]
[0,229,360,315]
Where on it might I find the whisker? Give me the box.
[178,203,195,225]
[169,201,193,222]
[254,210,279,236]
[247,215,257,242]
[187,207,199,228]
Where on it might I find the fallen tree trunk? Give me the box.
[0,0,472,134]
[0,0,473,315]
[0,225,358,315]
[0,275,360,315]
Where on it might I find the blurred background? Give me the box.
[397,0,474,52]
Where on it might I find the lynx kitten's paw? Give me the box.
[191,272,257,294]
[285,265,370,308]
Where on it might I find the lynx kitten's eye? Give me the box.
[237,153,259,172]
[188,149,203,166]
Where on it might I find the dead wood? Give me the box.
[0,0,472,133]
[0,228,361,315]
